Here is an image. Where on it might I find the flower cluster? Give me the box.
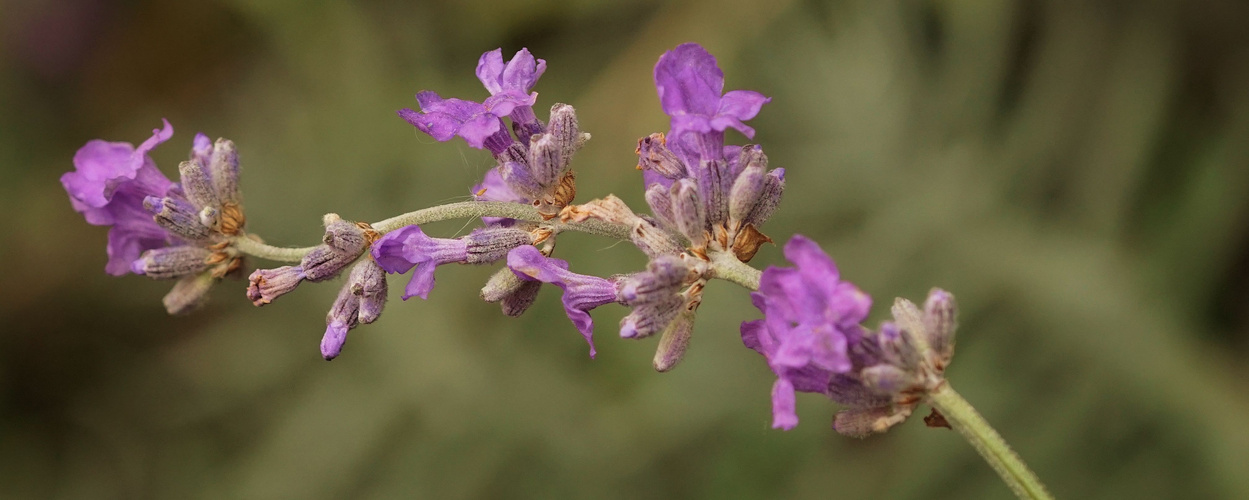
[61,42,1053,497]
[637,43,781,263]
[61,120,246,313]
[62,45,964,433]
[742,235,958,434]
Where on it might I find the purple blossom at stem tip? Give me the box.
[740,235,871,430]
[61,119,178,275]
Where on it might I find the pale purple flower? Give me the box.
[506,245,622,358]
[61,119,178,275]
[740,235,871,430]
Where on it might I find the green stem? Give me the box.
[231,201,633,263]
[926,384,1054,500]
[708,251,763,290]
[231,237,318,263]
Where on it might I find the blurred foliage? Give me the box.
[2,0,1248,498]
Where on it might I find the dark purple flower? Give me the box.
[741,235,871,430]
[506,245,622,358]
[653,43,770,143]
[61,119,178,275]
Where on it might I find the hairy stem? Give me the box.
[230,237,318,263]
[231,201,633,263]
[708,251,763,290]
[926,384,1054,500]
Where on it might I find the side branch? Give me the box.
[231,201,634,263]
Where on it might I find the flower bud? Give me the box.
[861,364,915,396]
[729,153,766,223]
[500,280,541,317]
[321,284,361,360]
[546,103,584,160]
[635,133,686,179]
[653,309,695,372]
[131,246,212,279]
[144,196,211,240]
[208,138,240,204]
[499,160,544,200]
[247,266,305,305]
[465,226,532,264]
[481,266,541,317]
[744,168,784,226]
[349,259,387,324]
[177,160,219,210]
[630,218,684,259]
[300,245,358,282]
[923,288,957,365]
[671,179,706,245]
[644,183,675,228]
[621,294,683,339]
[322,214,367,255]
[528,133,564,188]
[162,272,215,315]
[698,159,728,227]
[619,255,686,303]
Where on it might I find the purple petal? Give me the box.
[482,91,538,118]
[716,90,770,133]
[321,321,349,360]
[771,378,799,430]
[654,43,724,118]
[476,49,506,94]
[500,48,545,93]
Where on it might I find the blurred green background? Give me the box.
[3,0,1249,498]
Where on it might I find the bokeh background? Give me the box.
[3,0,1249,498]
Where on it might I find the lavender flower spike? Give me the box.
[61,119,177,275]
[654,43,771,142]
[740,235,872,430]
[507,245,622,358]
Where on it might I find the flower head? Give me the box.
[63,120,249,314]
[633,44,780,263]
[62,119,177,275]
[740,235,871,430]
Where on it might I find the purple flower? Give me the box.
[61,119,178,275]
[398,91,516,154]
[740,235,871,430]
[506,245,622,358]
[654,43,770,144]
[372,225,470,300]
[398,48,549,154]
[476,48,546,97]
[372,225,531,300]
